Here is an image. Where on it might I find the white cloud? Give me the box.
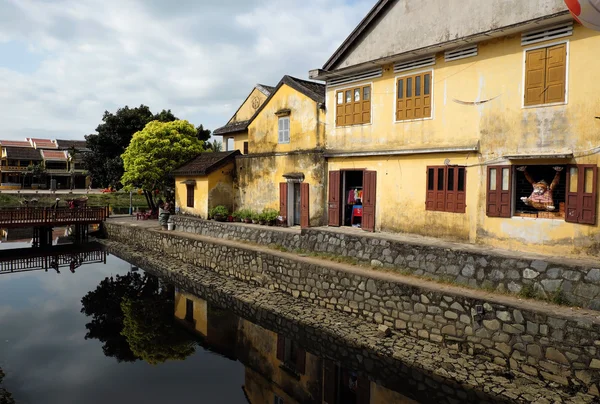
[0,0,373,140]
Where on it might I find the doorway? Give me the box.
[292,182,301,226]
[279,179,310,228]
[328,170,377,232]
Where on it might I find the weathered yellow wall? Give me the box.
[244,368,299,404]
[249,84,326,154]
[233,132,248,154]
[235,154,326,226]
[207,162,235,213]
[229,88,268,123]
[237,318,322,403]
[174,290,208,336]
[174,175,209,218]
[325,24,600,256]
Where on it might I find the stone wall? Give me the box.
[105,221,600,395]
[172,215,600,310]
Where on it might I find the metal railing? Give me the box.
[0,207,108,226]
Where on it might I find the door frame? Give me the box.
[339,169,366,227]
[286,178,303,227]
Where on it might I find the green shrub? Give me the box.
[210,205,229,217]
[251,212,260,221]
[262,208,279,222]
[238,208,253,220]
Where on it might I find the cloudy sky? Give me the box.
[0,0,373,141]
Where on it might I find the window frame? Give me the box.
[225,137,235,152]
[186,184,194,208]
[394,69,434,123]
[521,40,569,109]
[425,165,466,213]
[278,116,290,144]
[333,81,373,127]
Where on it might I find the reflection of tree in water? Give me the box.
[0,368,15,404]
[81,272,196,364]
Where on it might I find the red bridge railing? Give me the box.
[0,207,108,227]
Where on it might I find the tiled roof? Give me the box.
[0,140,31,148]
[172,151,240,176]
[27,138,57,149]
[213,120,251,135]
[56,139,88,151]
[4,147,42,161]
[281,75,325,104]
[40,150,68,161]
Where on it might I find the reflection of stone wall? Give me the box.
[172,215,600,310]
[105,221,600,395]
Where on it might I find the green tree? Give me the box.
[206,139,223,152]
[121,293,196,365]
[121,120,204,209]
[195,124,211,143]
[0,368,15,404]
[84,105,178,189]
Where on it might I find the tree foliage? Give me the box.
[195,124,211,143]
[84,105,178,188]
[121,120,204,208]
[205,139,223,152]
[81,272,196,365]
[0,368,15,404]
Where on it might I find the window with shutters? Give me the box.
[278,117,290,144]
[396,71,432,121]
[243,141,248,154]
[335,85,371,126]
[524,43,567,106]
[276,334,306,375]
[425,166,466,213]
[487,166,512,218]
[514,165,567,219]
[186,184,194,208]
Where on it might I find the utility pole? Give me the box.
[129,190,133,215]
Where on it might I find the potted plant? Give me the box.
[231,210,242,222]
[251,212,260,224]
[262,208,279,226]
[211,205,229,222]
[240,209,252,224]
[258,212,267,225]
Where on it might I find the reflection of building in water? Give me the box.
[174,290,416,404]
[0,226,71,245]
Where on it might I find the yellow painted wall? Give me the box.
[207,162,235,213]
[370,382,418,404]
[325,24,600,257]
[248,84,325,154]
[174,290,208,336]
[174,175,209,218]
[236,153,326,226]
[237,318,322,403]
[229,88,268,123]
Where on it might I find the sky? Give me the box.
[0,0,374,141]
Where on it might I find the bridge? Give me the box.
[0,242,107,274]
[0,207,108,228]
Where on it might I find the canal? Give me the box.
[0,234,420,404]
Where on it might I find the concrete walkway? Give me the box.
[106,215,600,324]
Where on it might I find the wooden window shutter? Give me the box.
[361,86,371,124]
[352,88,362,124]
[295,347,306,375]
[486,166,511,217]
[396,78,405,121]
[323,360,337,404]
[300,182,310,229]
[525,48,547,106]
[279,182,288,219]
[545,43,566,104]
[362,171,377,232]
[425,167,435,210]
[405,75,415,120]
[344,90,353,125]
[434,167,445,211]
[243,141,248,154]
[276,334,285,361]
[567,165,598,224]
[186,184,194,208]
[356,375,371,404]
[445,167,456,212]
[423,72,432,118]
[335,91,344,126]
[328,171,341,226]
[456,167,467,213]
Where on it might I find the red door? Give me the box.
[300,182,310,229]
[328,171,341,226]
[362,171,376,232]
[279,182,288,222]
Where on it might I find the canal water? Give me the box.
[0,236,421,404]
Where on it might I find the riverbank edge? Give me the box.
[100,239,593,403]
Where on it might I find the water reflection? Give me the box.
[80,272,197,364]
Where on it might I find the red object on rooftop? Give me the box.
[565,0,600,30]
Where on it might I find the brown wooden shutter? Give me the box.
[243,142,248,154]
[362,171,376,232]
[456,167,467,213]
[328,171,341,226]
[414,74,424,119]
[568,165,598,224]
[445,167,456,212]
[344,90,353,125]
[486,166,511,218]
[352,87,362,124]
[356,375,371,404]
[425,167,435,210]
[434,167,445,211]
[279,182,288,219]
[186,184,194,208]
[295,347,306,375]
[361,86,371,124]
[525,48,547,106]
[545,43,567,104]
[276,334,285,361]
[335,91,344,126]
[405,75,415,119]
[566,165,579,223]
[300,182,310,229]
[323,360,337,404]
[423,72,432,118]
[396,78,405,121]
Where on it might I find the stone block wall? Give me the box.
[172,215,600,310]
[106,221,600,394]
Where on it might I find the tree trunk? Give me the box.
[144,190,156,210]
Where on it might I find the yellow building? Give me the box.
[172,151,239,219]
[309,0,600,257]
[214,84,274,154]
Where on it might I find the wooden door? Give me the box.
[328,171,341,226]
[362,171,376,232]
[279,182,288,221]
[300,182,310,229]
[323,360,337,404]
